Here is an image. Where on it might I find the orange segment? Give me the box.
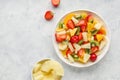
[96,34,104,42]
[98,26,106,35]
[63,13,75,26]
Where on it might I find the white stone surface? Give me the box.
[0,0,120,80]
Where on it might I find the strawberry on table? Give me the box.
[44,10,54,21]
[51,0,60,7]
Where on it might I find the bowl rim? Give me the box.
[52,9,111,68]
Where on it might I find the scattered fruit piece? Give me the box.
[51,0,60,7]
[44,11,54,20]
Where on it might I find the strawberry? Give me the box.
[51,0,60,7]
[44,11,54,20]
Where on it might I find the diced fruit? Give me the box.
[94,23,102,30]
[78,40,83,45]
[44,11,54,20]
[98,26,106,35]
[69,28,78,36]
[90,40,99,47]
[87,22,94,33]
[66,49,72,57]
[80,12,87,19]
[68,43,74,52]
[80,25,86,32]
[96,34,104,42]
[68,54,74,62]
[91,46,99,53]
[78,32,83,40]
[99,37,107,50]
[77,48,85,58]
[83,53,90,63]
[66,35,70,41]
[67,20,75,29]
[71,17,79,24]
[58,42,67,51]
[90,53,97,62]
[64,13,75,26]
[57,30,66,35]
[56,27,64,32]
[75,27,80,35]
[87,32,92,41]
[72,54,79,60]
[51,0,60,7]
[70,35,79,43]
[86,14,93,22]
[81,43,91,49]
[55,33,67,42]
[76,19,87,27]
[85,49,91,54]
[82,32,87,41]
[91,29,98,35]
[73,43,81,53]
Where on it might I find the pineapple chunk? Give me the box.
[83,54,90,63]
[69,28,78,36]
[82,32,88,41]
[68,43,74,52]
[81,43,91,49]
[68,54,74,63]
[73,43,81,54]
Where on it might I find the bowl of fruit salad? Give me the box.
[53,10,110,67]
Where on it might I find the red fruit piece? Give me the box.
[55,33,67,42]
[70,35,79,43]
[66,49,72,57]
[51,0,60,7]
[90,53,97,62]
[76,19,87,27]
[67,20,75,29]
[44,11,54,20]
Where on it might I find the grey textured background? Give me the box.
[0,0,120,80]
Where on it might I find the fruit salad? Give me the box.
[55,11,107,63]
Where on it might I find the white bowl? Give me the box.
[52,10,110,68]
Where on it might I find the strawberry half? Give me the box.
[51,0,60,7]
[44,11,54,21]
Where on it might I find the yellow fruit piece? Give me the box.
[87,32,92,41]
[99,26,106,35]
[81,12,87,19]
[41,60,64,76]
[96,34,104,42]
[87,22,94,33]
[78,54,90,63]
[64,13,75,26]
[66,34,70,41]
[61,48,67,56]
[56,27,64,32]
[69,28,78,36]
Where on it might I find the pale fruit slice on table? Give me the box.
[41,60,64,76]
[32,59,64,80]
